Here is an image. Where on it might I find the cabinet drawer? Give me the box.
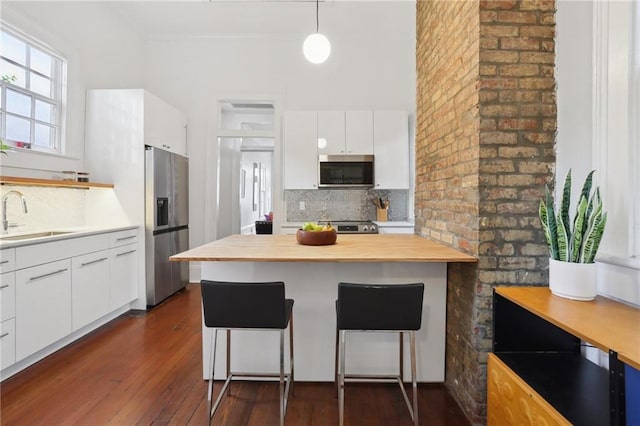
[488,353,570,426]
[16,234,109,269]
[16,259,72,361]
[0,248,16,273]
[110,229,138,248]
[1,272,16,321]
[1,318,16,369]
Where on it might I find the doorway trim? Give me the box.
[204,92,285,245]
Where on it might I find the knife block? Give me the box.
[376,207,388,222]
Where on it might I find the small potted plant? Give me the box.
[539,169,607,301]
[0,138,10,155]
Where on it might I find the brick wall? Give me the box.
[416,1,556,424]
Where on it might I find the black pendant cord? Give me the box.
[316,0,320,33]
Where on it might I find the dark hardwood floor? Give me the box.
[1,284,470,425]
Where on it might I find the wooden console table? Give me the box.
[489,286,640,426]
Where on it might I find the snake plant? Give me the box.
[539,169,607,263]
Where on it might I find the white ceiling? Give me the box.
[4,1,415,43]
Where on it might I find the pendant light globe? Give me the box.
[303,33,331,64]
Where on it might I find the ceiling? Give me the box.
[3,0,414,43]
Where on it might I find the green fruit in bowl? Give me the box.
[302,222,329,232]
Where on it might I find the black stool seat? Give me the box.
[201,280,294,426]
[335,282,424,426]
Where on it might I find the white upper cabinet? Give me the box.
[317,111,373,155]
[345,111,374,155]
[283,111,318,189]
[317,111,345,155]
[373,111,410,189]
[144,91,188,157]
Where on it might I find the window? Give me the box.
[0,25,66,154]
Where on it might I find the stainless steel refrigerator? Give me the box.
[145,146,189,307]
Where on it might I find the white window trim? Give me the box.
[592,0,640,270]
[0,21,67,155]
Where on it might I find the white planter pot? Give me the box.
[548,258,597,301]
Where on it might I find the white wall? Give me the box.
[557,0,640,306]
[1,2,145,178]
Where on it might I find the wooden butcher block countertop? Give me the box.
[170,234,477,263]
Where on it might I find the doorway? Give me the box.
[216,101,275,239]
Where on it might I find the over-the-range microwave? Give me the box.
[318,155,374,188]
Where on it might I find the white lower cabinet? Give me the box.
[110,244,138,310]
[0,227,139,377]
[15,259,72,361]
[72,250,110,331]
[1,318,15,369]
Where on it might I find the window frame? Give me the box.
[0,23,67,155]
[592,0,640,268]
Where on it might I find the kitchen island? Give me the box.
[171,234,476,382]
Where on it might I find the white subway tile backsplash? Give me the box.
[2,186,85,232]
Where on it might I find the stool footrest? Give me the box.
[344,374,402,383]
[228,372,292,379]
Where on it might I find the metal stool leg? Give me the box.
[411,330,418,426]
[334,326,339,397]
[280,329,285,426]
[338,330,346,426]
[399,331,404,382]
[207,329,218,423]
[289,314,295,398]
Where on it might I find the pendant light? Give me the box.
[303,0,331,64]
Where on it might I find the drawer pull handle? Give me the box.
[116,236,136,241]
[29,268,68,281]
[0,332,8,339]
[80,257,108,267]
[0,260,9,265]
[0,284,9,289]
[116,249,136,257]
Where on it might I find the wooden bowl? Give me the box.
[296,229,337,246]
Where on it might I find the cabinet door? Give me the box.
[144,91,188,156]
[1,272,16,322]
[317,111,345,155]
[345,111,373,155]
[15,259,72,361]
[373,111,409,189]
[283,111,318,189]
[110,244,138,310]
[1,318,15,369]
[71,250,110,331]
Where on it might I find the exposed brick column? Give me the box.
[416,1,556,424]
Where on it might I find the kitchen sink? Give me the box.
[0,231,74,241]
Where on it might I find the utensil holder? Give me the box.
[376,207,388,222]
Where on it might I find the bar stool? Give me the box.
[335,282,424,426]
[200,280,294,426]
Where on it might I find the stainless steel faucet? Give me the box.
[2,190,28,233]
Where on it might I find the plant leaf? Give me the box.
[556,211,569,261]
[570,195,588,262]
[544,186,559,259]
[539,200,553,258]
[582,211,607,263]
[559,169,572,241]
